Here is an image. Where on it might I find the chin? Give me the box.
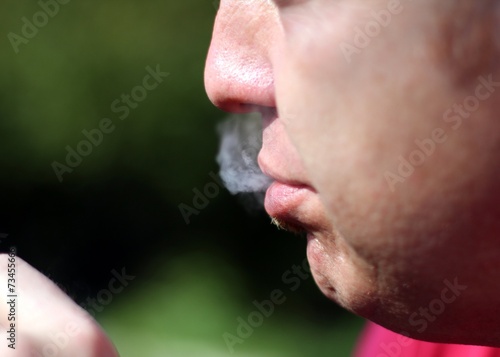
[305,233,380,319]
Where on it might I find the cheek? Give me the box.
[276,2,410,195]
[274,0,499,278]
[274,2,457,230]
[273,0,500,340]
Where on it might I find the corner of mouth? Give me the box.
[270,215,308,235]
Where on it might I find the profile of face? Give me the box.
[205,0,500,346]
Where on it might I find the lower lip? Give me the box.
[264,181,309,219]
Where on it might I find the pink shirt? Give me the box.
[354,322,500,357]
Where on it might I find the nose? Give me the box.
[204,1,281,113]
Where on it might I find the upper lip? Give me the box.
[257,108,313,189]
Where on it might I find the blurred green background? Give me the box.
[0,1,364,356]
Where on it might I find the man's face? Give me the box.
[205,0,500,345]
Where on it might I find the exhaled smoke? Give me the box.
[216,113,273,211]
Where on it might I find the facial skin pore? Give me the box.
[205,0,500,346]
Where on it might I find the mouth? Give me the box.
[257,109,323,235]
[258,156,319,234]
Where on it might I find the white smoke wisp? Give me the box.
[216,113,273,210]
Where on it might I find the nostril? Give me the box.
[205,79,273,114]
[216,101,258,115]
[205,77,277,114]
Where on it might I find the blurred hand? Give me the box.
[0,253,119,357]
